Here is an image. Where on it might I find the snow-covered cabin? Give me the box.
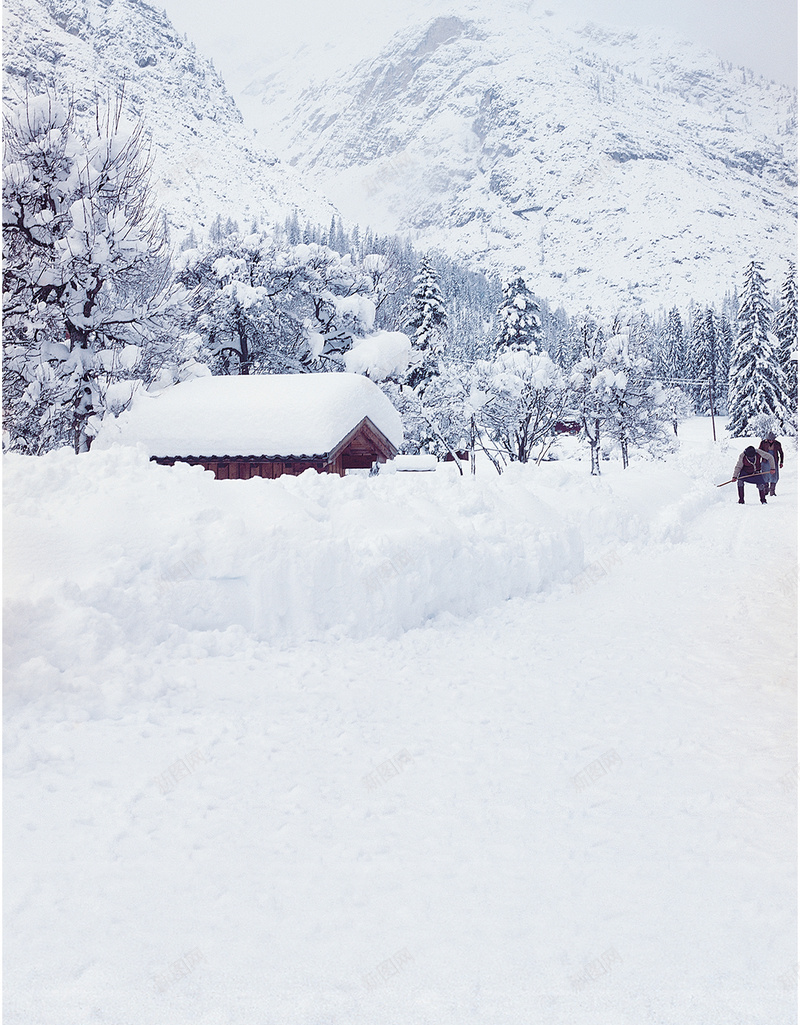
[95,373,403,479]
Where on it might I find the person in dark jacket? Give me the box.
[732,445,775,504]
[759,431,785,496]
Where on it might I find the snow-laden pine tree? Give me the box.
[775,262,798,413]
[727,261,792,436]
[690,306,723,415]
[717,314,734,414]
[704,308,724,415]
[543,306,573,369]
[657,306,686,382]
[687,305,709,411]
[628,312,656,364]
[434,261,500,364]
[3,90,182,453]
[402,255,447,392]
[494,275,542,354]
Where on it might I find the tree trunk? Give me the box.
[590,418,601,475]
[236,320,250,374]
[590,441,600,475]
[68,323,96,454]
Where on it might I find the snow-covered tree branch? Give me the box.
[177,234,384,375]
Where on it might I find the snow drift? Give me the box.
[3,447,583,663]
[4,423,743,678]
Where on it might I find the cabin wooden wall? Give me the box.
[151,421,395,480]
[334,426,391,473]
[152,457,326,479]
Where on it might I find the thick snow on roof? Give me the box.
[95,373,404,458]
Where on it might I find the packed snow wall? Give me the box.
[4,424,761,719]
[3,448,584,658]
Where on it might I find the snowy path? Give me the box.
[4,437,796,1025]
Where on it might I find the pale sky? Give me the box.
[558,0,797,86]
[163,0,797,90]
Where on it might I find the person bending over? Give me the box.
[732,445,775,505]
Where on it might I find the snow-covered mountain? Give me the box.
[2,0,336,239]
[240,7,798,313]
[4,0,796,314]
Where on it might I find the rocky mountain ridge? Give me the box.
[240,8,797,313]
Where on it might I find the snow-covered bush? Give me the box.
[344,330,412,382]
[568,319,610,475]
[601,329,673,467]
[384,351,567,472]
[568,321,676,471]
[662,386,695,437]
[381,381,449,459]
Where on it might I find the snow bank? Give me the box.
[4,448,582,664]
[4,420,765,672]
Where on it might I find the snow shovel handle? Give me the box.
[717,472,763,487]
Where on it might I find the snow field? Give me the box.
[3,419,797,1025]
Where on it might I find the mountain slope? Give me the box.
[241,9,797,313]
[2,0,336,239]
